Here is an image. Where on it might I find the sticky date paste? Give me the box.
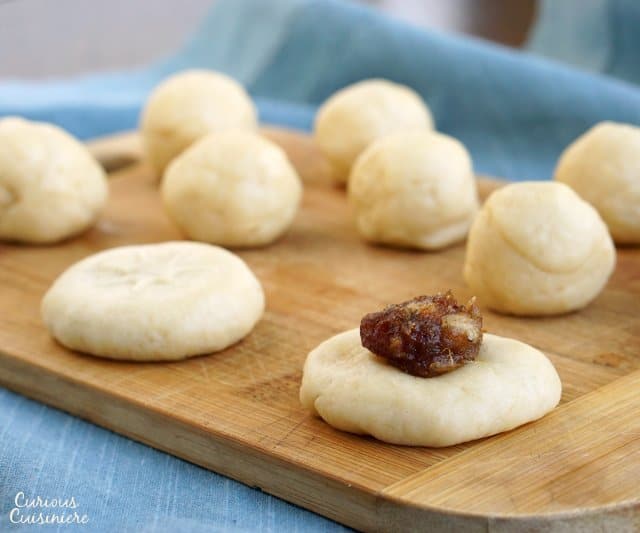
[360,292,482,377]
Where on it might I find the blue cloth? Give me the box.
[527,0,640,85]
[2,0,640,531]
[3,0,640,179]
[0,389,346,532]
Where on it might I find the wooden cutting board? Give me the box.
[1,128,639,532]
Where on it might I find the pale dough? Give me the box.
[0,117,108,244]
[299,329,561,447]
[314,79,434,184]
[162,131,302,247]
[348,131,478,250]
[140,70,258,174]
[41,241,264,361]
[464,182,615,316]
[555,121,640,244]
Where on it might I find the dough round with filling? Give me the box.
[299,329,561,447]
[555,121,640,244]
[0,117,108,244]
[314,79,434,184]
[162,131,302,247]
[348,131,479,250]
[140,70,258,174]
[41,241,264,361]
[464,182,615,316]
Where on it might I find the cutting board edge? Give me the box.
[85,128,509,198]
[2,348,638,533]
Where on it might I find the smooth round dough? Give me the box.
[41,241,264,361]
[162,131,302,247]
[555,121,640,244]
[314,79,434,184]
[140,70,258,174]
[300,329,561,447]
[0,117,108,244]
[464,182,615,316]
[348,131,479,250]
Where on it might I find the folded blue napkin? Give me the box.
[2,0,640,531]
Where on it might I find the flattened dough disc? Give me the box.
[300,329,561,447]
[42,241,264,361]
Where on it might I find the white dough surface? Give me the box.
[42,241,264,361]
[300,329,561,447]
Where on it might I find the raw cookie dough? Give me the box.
[299,329,561,447]
[314,79,434,184]
[555,121,640,244]
[162,131,302,247]
[41,241,264,361]
[464,182,615,316]
[0,117,108,244]
[140,69,258,174]
[348,131,478,250]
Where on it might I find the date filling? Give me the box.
[360,291,483,377]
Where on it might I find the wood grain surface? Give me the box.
[0,129,639,532]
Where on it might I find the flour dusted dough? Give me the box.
[314,79,434,184]
[141,70,258,174]
[0,117,108,244]
[300,329,561,447]
[162,131,302,247]
[348,131,478,250]
[41,242,264,361]
[464,182,615,316]
[555,121,640,244]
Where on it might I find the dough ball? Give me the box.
[555,121,640,244]
[314,79,434,184]
[42,241,264,361]
[0,117,108,244]
[162,131,302,247]
[300,329,561,447]
[140,70,258,174]
[348,131,479,250]
[464,182,615,316]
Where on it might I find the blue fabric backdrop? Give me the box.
[2,0,640,531]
